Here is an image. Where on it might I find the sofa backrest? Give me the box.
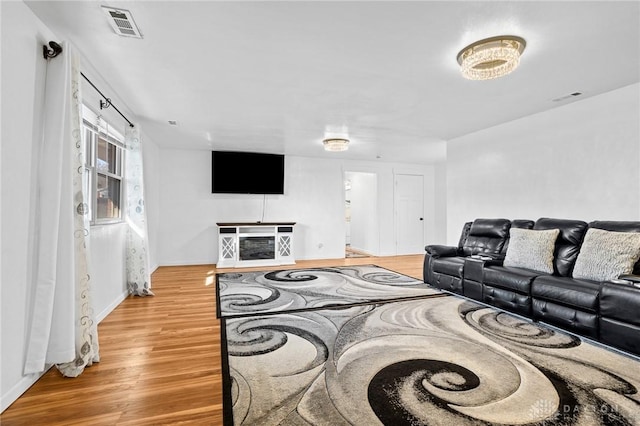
[589,221,640,274]
[461,218,511,256]
[534,217,588,277]
[457,222,473,250]
[500,219,535,255]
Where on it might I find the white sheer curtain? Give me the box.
[125,125,153,296]
[24,42,99,377]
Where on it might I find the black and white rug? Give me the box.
[216,265,442,318]
[221,293,640,425]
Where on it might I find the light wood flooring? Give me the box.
[1,254,424,425]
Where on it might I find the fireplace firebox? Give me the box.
[239,236,275,260]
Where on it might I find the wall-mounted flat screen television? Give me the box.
[212,151,285,194]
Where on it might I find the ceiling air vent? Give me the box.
[102,6,143,39]
[552,92,583,102]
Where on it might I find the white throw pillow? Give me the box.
[572,228,640,281]
[503,228,560,274]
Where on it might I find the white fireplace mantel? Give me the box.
[216,222,296,268]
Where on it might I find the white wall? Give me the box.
[0,2,161,411]
[446,83,640,245]
[157,150,444,265]
[1,1,53,411]
[434,162,448,242]
[142,134,161,272]
[90,225,127,322]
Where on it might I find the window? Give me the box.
[82,105,124,224]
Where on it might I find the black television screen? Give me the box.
[212,151,285,194]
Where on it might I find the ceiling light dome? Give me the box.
[323,138,349,152]
[457,35,526,80]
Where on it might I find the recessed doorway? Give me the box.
[344,171,379,258]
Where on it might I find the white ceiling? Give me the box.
[25,1,640,164]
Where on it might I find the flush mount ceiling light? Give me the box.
[456,35,526,80]
[323,138,349,152]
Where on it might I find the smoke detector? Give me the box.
[102,6,143,39]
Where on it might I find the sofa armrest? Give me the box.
[464,256,505,282]
[425,245,459,258]
[618,275,640,284]
[469,253,505,262]
[482,258,505,267]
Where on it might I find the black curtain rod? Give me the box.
[43,41,134,128]
[81,72,135,128]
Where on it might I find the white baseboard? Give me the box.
[2,291,128,414]
[158,260,215,267]
[1,365,52,413]
[96,290,129,324]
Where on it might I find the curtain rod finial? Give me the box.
[43,41,62,59]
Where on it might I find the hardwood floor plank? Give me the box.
[0,255,424,425]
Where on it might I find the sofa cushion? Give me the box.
[503,228,559,274]
[483,265,543,294]
[461,218,511,256]
[589,221,640,275]
[432,257,465,278]
[534,218,588,277]
[500,219,535,255]
[531,275,600,312]
[572,228,640,282]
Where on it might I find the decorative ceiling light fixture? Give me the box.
[457,35,526,80]
[323,137,350,152]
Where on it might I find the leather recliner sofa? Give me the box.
[424,218,510,297]
[424,217,640,356]
[484,218,587,321]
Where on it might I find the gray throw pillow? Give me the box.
[503,228,560,274]
[572,228,640,281]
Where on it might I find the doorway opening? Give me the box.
[344,171,379,258]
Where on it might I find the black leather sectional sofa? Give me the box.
[424,218,640,356]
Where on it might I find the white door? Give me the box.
[395,174,424,255]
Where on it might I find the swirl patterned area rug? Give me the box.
[216,265,443,318]
[219,268,640,425]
